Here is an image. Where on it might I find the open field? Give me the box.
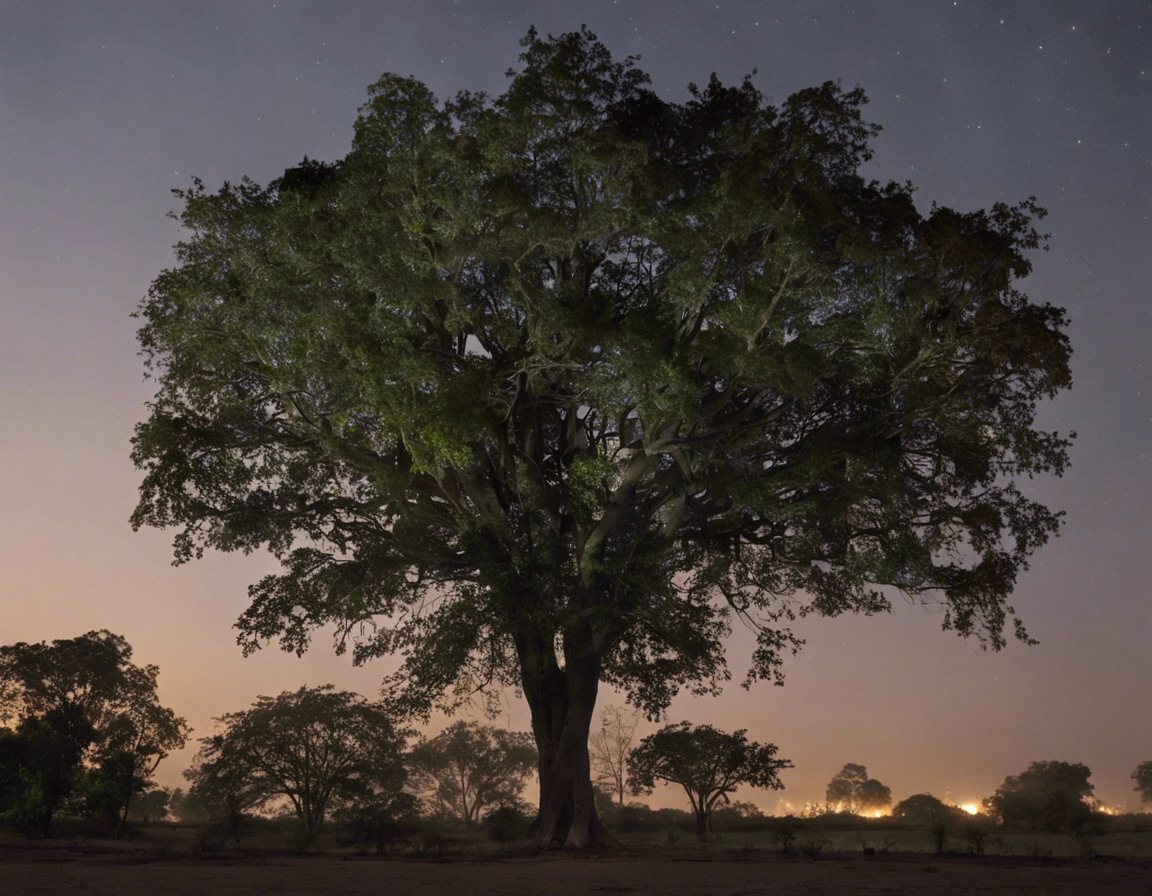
[3,829,1152,895]
[624,827,1152,860]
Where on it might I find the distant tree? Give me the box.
[131,26,1072,848]
[892,793,966,826]
[0,631,188,835]
[86,698,190,836]
[186,685,408,845]
[167,786,209,824]
[128,787,172,823]
[408,721,536,831]
[628,722,789,840]
[983,760,1094,832]
[1133,762,1152,804]
[589,705,642,806]
[856,777,893,814]
[183,738,262,842]
[825,763,891,814]
[825,763,867,809]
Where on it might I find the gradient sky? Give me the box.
[1,0,1149,814]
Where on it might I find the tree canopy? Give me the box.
[983,760,1094,832]
[1133,761,1152,804]
[407,720,536,830]
[186,685,408,843]
[825,762,892,815]
[0,631,189,836]
[891,792,967,826]
[627,721,789,839]
[131,26,1072,846]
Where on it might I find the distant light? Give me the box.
[959,802,979,815]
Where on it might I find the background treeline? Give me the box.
[4,632,1152,856]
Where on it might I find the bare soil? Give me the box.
[2,843,1151,895]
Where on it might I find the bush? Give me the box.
[774,819,798,855]
[484,805,530,844]
[962,820,989,855]
[799,836,831,858]
[710,801,769,833]
[930,816,949,853]
[335,792,418,854]
[2,770,55,838]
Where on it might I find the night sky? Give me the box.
[2,0,1149,813]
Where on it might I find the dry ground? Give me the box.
[3,843,1152,895]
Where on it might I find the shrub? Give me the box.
[962,820,988,855]
[930,816,949,853]
[800,837,831,858]
[484,804,530,845]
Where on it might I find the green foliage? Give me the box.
[0,631,188,837]
[131,26,1072,843]
[185,685,408,845]
[0,720,79,837]
[628,721,789,840]
[407,721,536,830]
[984,760,1094,832]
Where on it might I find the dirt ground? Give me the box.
[3,845,1152,895]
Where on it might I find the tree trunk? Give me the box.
[694,807,709,842]
[516,625,612,848]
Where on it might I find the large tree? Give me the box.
[185,685,408,844]
[0,630,189,835]
[983,760,1094,832]
[628,722,789,840]
[825,762,891,815]
[131,28,1072,846]
[408,720,536,830]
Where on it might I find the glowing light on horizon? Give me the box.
[959,802,980,815]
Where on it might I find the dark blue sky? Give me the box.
[1,0,1149,811]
